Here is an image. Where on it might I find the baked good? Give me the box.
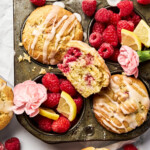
[0,78,14,130]
[93,74,150,134]
[58,40,110,98]
[22,5,83,65]
[82,147,109,150]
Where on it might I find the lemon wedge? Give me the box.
[57,91,77,121]
[39,108,59,120]
[121,29,142,51]
[134,19,150,47]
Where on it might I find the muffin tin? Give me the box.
[14,0,150,144]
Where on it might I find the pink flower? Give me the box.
[118,46,139,78]
[13,80,47,117]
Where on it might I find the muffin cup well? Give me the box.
[87,6,147,66]
[90,70,150,137]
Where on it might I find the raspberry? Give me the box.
[126,12,141,27]
[117,0,133,17]
[103,25,118,47]
[109,11,121,26]
[60,80,77,97]
[30,0,46,6]
[89,32,103,49]
[92,22,105,34]
[74,96,83,114]
[37,116,52,132]
[43,93,60,108]
[117,20,134,42]
[0,143,4,150]
[137,0,150,5]
[42,73,60,93]
[82,0,97,16]
[5,137,20,150]
[123,144,138,150]
[95,8,110,23]
[109,48,120,62]
[59,78,67,84]
[52,116,70,133]
[98,43,114,59]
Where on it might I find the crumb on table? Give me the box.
[39,68,47,74]
[32,67,36,72]
[48,66,53,70]
[18,55,23,62]
[19,42,23,46]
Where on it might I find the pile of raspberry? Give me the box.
[85,0,141,62]
[33,73,83,134]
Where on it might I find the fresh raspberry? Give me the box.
[0,143,4,150]
[95,8,110,23]
[43,93,60,108]
[36,116,52,132]
[42,73,60,93]
[60,80,77,97]
[52,116,70,133]
[103,25,118,47]
[108,11,121,26]
[30,0,46,6]
[117,0,133,17]
[98,43,114,59]
[123,144,138,150]
[137,0,150,5]
[82,0,97,16]
[59,78,67,84]
[89,32,103,49]
[5,137,20,150]
[74,95,83,114]
[109,48,120,62]
[126,12,141,27]
[117,20,134,42]
[92,22,105,34]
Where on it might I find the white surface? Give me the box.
[0,0,150,149]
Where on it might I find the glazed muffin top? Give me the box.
[93,74,150,134]
[22,5,83,65]
[0,78,14,130]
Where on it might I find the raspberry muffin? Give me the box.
[58,40,110,98]
[0,78,14,130]
[93,74,150,134]
[22,5,83,65]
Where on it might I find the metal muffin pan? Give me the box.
[14,0,150,144]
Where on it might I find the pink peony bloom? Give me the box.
[13,80,47,117]
[118,46,139,78]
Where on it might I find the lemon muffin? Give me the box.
[0,78,14,130]
[93,74,150,134]
[82,147,109,150]
[22,5,83,65]
[58,40,110,98]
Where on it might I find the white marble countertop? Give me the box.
[0,0,150,149]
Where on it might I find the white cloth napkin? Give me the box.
[0,0,14,86]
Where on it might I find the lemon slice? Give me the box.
[121,29,142,51]
[39,108,59,120]
[134,19,150,47]
[57,91,77,121]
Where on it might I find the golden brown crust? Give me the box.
[22,5,83,65]
[93,74,150,134]
[0,78,14,130]
[60,41,110,98]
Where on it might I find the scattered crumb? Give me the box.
[48,66,53,70]
[19,42,23,46]
[23,53,31,63]
[18,55,23,62]
[32,67,36,72]
[39,68,47,74]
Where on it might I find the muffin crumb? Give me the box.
[19,42,23,46]
[23,53,31,63]
[39,68,47,74]
[18,55,23,62]
[48,66,53,70]
[32,67,36,72]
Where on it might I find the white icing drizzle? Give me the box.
[73,13,82,22]
[0,82,6,91]
[0,101,13,113]
[94,76,150,133]
[55,14,76,48]
[107,0,121,6]
[43,15,68,63]
[53,2,65,8]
